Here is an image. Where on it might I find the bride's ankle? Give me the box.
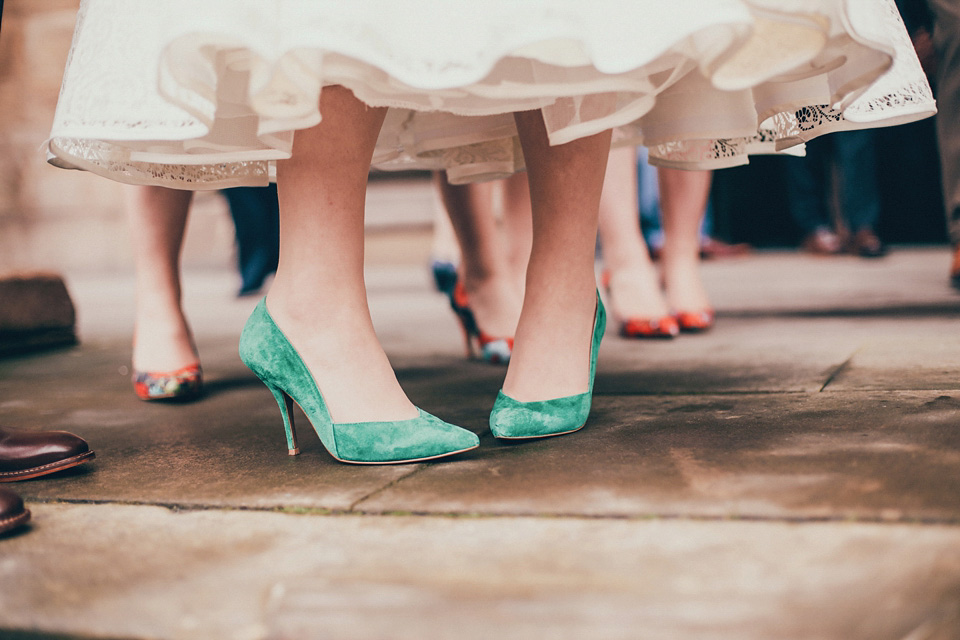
[502,285,597,400]
[267,290,371,331]
[263,293,418,422]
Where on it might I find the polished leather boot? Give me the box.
[0,487,30,534]
[0,426,95,482]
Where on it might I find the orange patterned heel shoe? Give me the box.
[448,281,514,364]
[673,309,715,332]
[620,316,680,338]
[601,271,679,339]
[132,363,203,401]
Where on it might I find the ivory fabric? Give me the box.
[48,0,935,187]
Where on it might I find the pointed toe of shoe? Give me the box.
[0,427,95,481]
[489,391,591,440]
[332,410,478,464]
[490,294,604,440]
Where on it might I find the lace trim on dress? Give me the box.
[49,138,270,189]
[46,0,937,184]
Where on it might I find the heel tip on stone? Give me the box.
[288,447,300,456]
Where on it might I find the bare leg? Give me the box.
[597,147,670,320]
[659,168,712,313]
[267,85,418,423]
[501,171,534,295]
[436,176,522,338]
[125,185,198,373]
[503,111,611,401]
[429,193,460,268]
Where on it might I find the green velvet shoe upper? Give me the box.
[240,298,479,463]
[489,293,605,439]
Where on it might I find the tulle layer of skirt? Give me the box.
[47,0,935,187]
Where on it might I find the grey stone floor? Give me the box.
[1,246,960,639]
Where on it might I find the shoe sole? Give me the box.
[620,329,678,339]
[678,325,712,333]
[279,390,480,465]
[493,423,586,440]
[0,509,30,535]
[136,389,204,402]
[0,451,96,482]
[332,443,479,465]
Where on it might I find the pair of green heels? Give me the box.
[239,295,605,464]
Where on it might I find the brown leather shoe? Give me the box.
[0,487,30,534]
[0,426,95,482]
[846,229,888,258]
[801,229,843,255]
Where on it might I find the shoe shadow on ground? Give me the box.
[198,375,266,398]
[0,523,33,542]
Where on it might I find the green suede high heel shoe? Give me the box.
[489,292,605,439]
[239,298,479,464]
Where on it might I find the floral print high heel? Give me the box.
[132,363,203,401]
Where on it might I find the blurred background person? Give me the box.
[433,172,531,363]
[636,147,749,261]
[599,149,717,337]
[221,185,280,297]
[433,147,720,345]
[599,148,680,338]
[127,184,279,401]
[783,130,887,258]
[125,186,203,401]
[925,0,960,288]
[895,0,960,287]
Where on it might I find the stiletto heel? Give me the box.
[489,291,606,440]
[266,385,300,456]
[240,299,479,464]
[448,281,514,364]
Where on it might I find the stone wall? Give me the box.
[0,0,234,273]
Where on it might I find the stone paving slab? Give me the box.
[0,343,415,511]
[5,333,960,522]
[828,336,960,391]
[597,315,960,394]
[356,390,960,521]
[700,249,960,314]
[2,249,959,640]
[2,504,959,640]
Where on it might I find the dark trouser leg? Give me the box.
[833,129,881,233]
[222,184,280,295]
[784,137,832,234]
